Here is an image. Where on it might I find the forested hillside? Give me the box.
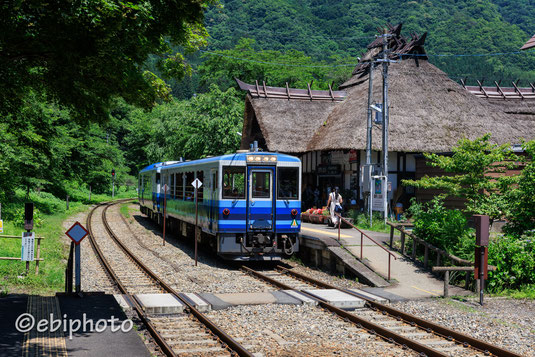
[203,0,535,86]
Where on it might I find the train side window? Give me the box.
[177,173,184,200]
[277,167,299,200]
[185,172,195,201]
[171,173,176,198]
[222,166,245,199]
[196,171,204,202]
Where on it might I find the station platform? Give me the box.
[0,293,149,357]
[300,222,471,300]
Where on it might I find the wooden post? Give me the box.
[389,225,394,247]
[65,242,74,293]
[436,252,441,266]
[400,231,405,255]
[444,270,449,297]
[465,271,470,290]
[360,232,363,260]
[66,195,69,210]
[35,237,41,274]
[411,239,416,259]
[424,245,429,267]
[75,243,81,293]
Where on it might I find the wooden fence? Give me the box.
[387,222,495,292]
[0,234,44,274]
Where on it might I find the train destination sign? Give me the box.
[66,221,89,245]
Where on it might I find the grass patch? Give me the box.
[0,189,135,295]
[120,203,132,219]
[347,211,391,233]
[489,285,535,299]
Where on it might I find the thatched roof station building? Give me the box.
[237,24,535,209]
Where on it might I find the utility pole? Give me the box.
[366,62,374,227]
[381,28,390,222]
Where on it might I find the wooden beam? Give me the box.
[255,80,260,97]
[494,81,507,99]
[262,81,268,98]
[476,80,489,98]
[512,81,525,100]
[328,83,334,101]
[285,82,291,100]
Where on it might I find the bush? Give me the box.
[349,210,390,233]
[407,195,474,259]
[487,231,535,291]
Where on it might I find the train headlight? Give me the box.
[223,208,230,216]
[291,209,298,217]
[247,155,277,164]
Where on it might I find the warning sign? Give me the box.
[291,219,298,228]
[21,232,35,261]
[0,219,3,233]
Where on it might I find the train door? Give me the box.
[246,167,275,232]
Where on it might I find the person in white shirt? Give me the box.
[327,187,343,226]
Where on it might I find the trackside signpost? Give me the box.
[474,215,489,306]
[66,221,89,294]
[192,178,202,267]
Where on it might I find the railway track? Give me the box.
[241,265,522,357]
[86,201,253,357]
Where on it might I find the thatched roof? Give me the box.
[307,59,535,153]
[240,94,339,153]
[521,34,535,50]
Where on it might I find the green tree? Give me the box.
[502,140,535,236]
[199,38,355,90]
[0,0,213,122]
[403,134,518,222]
[123,84,244,169]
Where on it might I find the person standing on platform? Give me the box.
[327,187,343,226]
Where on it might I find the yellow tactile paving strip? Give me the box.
[22,296,68,357]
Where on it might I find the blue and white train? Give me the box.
[138,149,301,260]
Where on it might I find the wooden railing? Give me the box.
[387,221,471,267]
[0,234,44,274]
[387,222,497,292]
[335,213,397,281]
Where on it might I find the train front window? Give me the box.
[223,166,245,199]
[278,167,298,200]
[252,171,271,199]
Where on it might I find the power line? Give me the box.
[198,48,535,69]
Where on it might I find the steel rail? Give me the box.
[101,201,254,357]
[276,265,522,357]
[240,266,447,357]
[86,202,177,357]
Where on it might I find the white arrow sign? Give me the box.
[191,178,202,189]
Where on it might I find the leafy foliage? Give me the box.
[501,140,535,236]
[122,84,244,171]
[403,134,518,222]
[203,0,535,87]
[0,0,212,122]
[487,231,535,291]
[406,195,474,259]
[199,38,355,90]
